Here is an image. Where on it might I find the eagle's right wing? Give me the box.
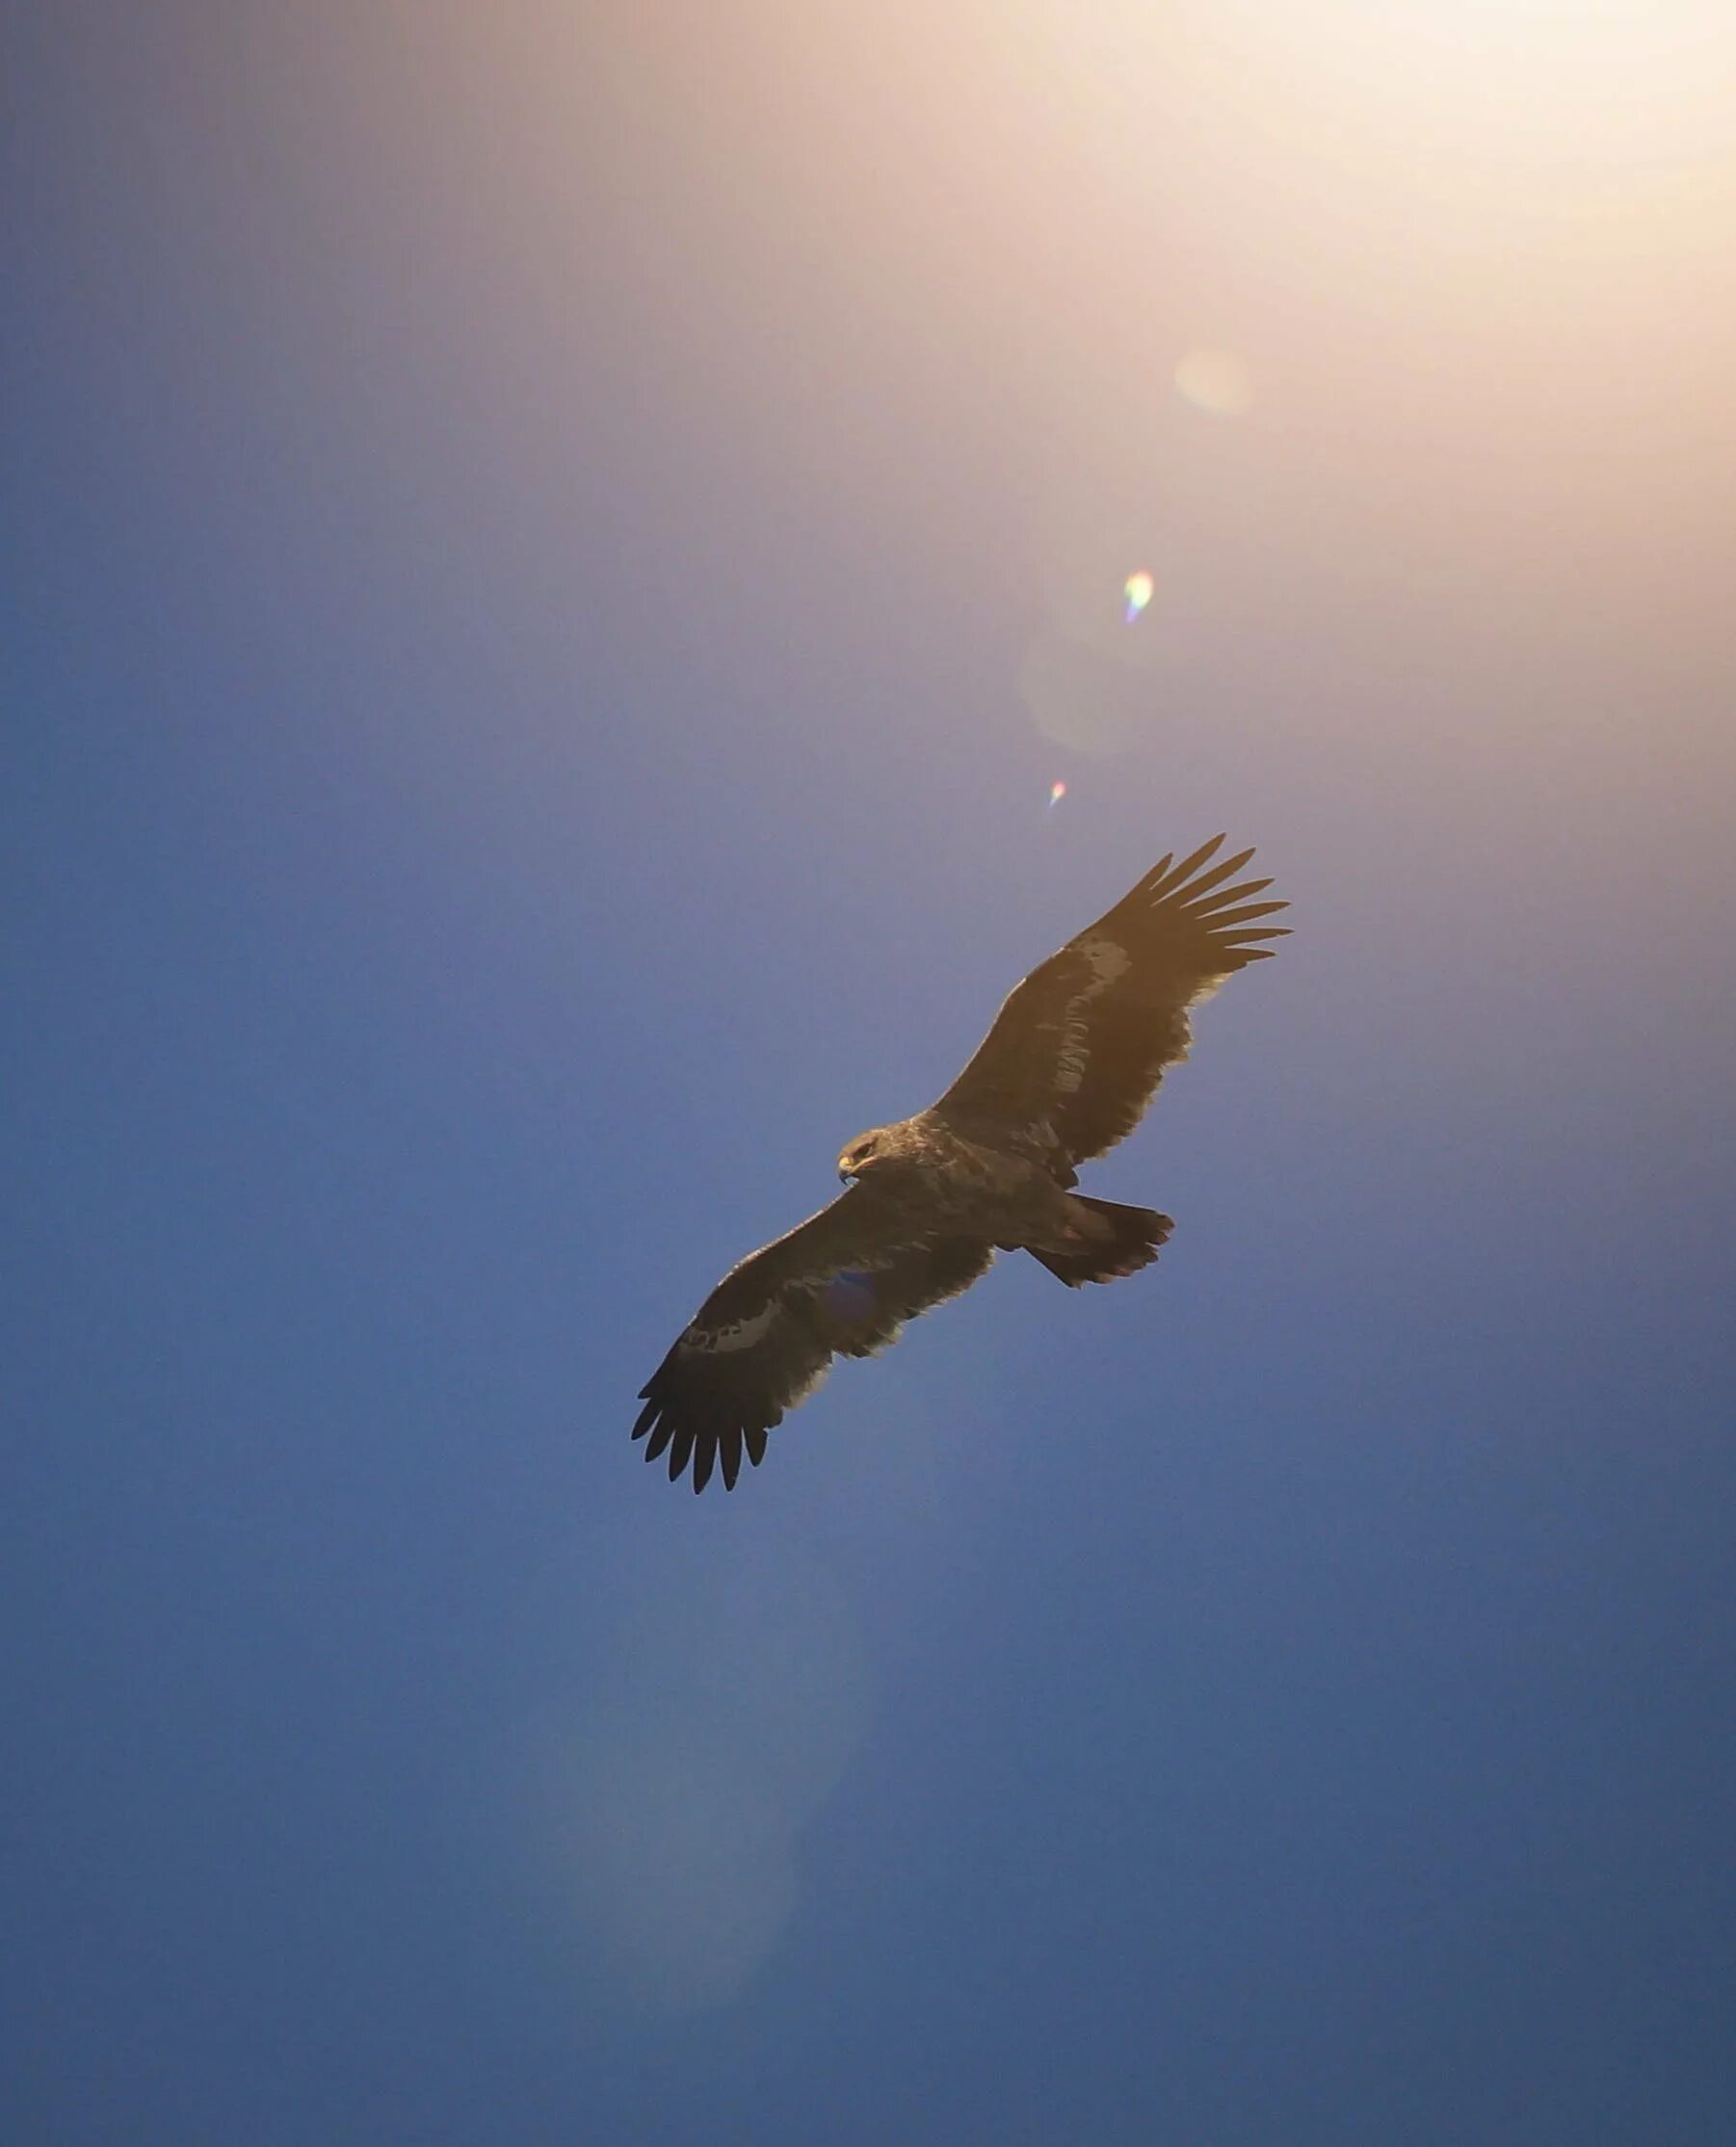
[633,1188,994,1492]
[935,835,1288,1168]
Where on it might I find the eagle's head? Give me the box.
[837,1129,891,1183]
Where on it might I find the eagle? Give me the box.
[633,834,1288,1491]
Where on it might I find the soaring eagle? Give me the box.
[634,834,1288,1490]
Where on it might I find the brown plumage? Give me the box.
[633,835,1289,1490]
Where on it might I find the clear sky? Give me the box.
[6,5,1735,2141]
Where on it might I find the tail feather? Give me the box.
[1026,1198,1172,1287]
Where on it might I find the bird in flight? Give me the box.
[634,834,1288,1491]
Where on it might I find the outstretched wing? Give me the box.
[633,1187,994,1492]
[935,834,1288,1168]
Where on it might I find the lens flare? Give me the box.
[1122,570,1154,622]
[1174,350,1254,417]
[1048,779,1068,807]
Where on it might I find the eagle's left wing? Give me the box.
[934,834,1288,1169]
[633,1187,994,1492]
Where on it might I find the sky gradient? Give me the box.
[6,5,1735,2141]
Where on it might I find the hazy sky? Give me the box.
[6,5,1735,2141]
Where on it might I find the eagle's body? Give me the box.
[633,835,1289,1491]
[834,1117,1081,1245]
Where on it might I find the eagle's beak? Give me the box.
[838,1163,855,1184]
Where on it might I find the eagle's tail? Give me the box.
[1026,1198,1173,1287]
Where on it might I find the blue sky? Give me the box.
[6,6,1735,2141]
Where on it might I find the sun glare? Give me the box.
[1185,0,1736,167]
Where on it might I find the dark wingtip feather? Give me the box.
[1189,875,1275,914]
[631,1398,659,1442]
[1202,900,1289,929]
[1171,845,1255,904]
[691,1438,716,1494]
[1148,833,1226,896]
[719,1426,743,1491]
